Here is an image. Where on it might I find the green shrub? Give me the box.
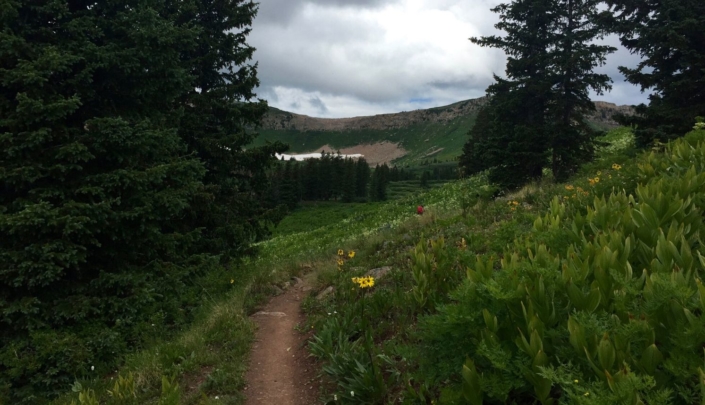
[420,128,705,403]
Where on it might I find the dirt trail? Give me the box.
[244,278,320,405]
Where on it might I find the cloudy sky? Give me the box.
[249,0,648,118]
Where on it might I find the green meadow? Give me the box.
[57,121,705,405]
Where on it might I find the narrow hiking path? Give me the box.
[244,276,321,405]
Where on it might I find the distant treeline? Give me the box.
[266,154,432,208]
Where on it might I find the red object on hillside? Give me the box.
[417,205,424,215]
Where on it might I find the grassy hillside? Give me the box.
[252,99,628,167]
[57,124,703,405]
[253,111,476,166]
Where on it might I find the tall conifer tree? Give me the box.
[466,0,615,185]
[470,0,555,187]
[0,0,279,398]
[177,0,286,258]
[605,0,705,145]
[548,0,615,180]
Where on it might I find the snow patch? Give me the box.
[275,152,364,161]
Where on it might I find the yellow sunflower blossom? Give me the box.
[337,249,344,256]
[337,259,344,267]
[565,185,575,191]
[348,251,355,259]
[612,163,622,170]
[351,276,375,289]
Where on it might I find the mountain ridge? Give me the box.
[260,96,634,132]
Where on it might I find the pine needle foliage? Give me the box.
[0,0,278,400]
[604,0,705,146]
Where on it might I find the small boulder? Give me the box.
[316,286,335,300]
[271,285,284,296]
[367,266,392,279]
[291,277,304,285]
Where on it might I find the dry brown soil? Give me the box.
[244,279,320,405]
[315,141,407,166]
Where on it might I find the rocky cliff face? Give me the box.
[587,101,636,129]
[261,97,634,132]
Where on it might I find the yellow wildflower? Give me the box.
[337,259,344,267]
[512,201,519,206]
[352,276,375,289]
[612,163,622,170]
[594,177,600,183]
[348,251,355,259]
[230,279,234,284]
[565,185,574,191]
[337,249,344,256]
[596,171,602,176]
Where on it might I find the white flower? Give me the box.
[90,366,94,371]
[334,394,337,401]
[351,391,354,397]
[215,396,219,399]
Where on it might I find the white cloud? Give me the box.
[250,0,648,118]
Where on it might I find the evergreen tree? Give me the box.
[303,158,319,200]
[470,0,555,187]
[0,0,205,398]
[280,159,299,210]
[0,0,279,398]
[370,164,390,201]
[458,105,494,176]
[176,0,286,259]
[468,0,615,185]
[420,171,430,189]
[355,158,371,199]
[605,0,705,145]
[318,153,334,200]
[341,159,356,203]
[548,0,615,180]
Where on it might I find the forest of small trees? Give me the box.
[459,0,705,188]
[266,155,417,208]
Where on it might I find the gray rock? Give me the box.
[367,266,393,279]
[253,311,287,317]
[281,281,291,290]
[316,286,335,300]
[271,285,284,296]
[291,277,303,285]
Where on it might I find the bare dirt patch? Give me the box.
[314,141,407,166]
[244,279,320,405]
